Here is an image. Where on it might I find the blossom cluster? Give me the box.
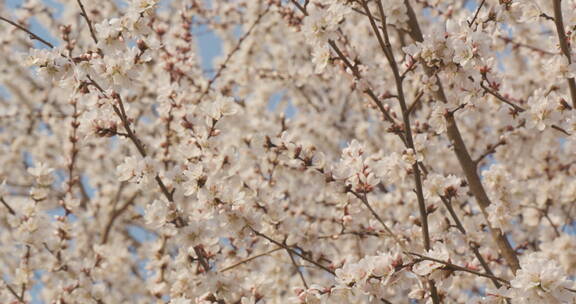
[0,0,575,303]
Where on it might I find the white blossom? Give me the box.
[507,253,575,303]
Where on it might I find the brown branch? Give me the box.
[365,3,439,301]
[193,245,211,272]
[3,279,25,302]
[497,35,557,56]
[350,190,405,248]
[0,197,16,215]
[286,249,309,289]
[290,0,308,15]
[403,0,521,274]
[439,195,466,234]
[467,0,486,27]
[365,87,402,130]
[470,244,503,289]
[196,5,270,103]
[294,1,402,134]
[445,111,520,273]
[551,124,571,136]
[366,0,432,252]
[0,15,54,48]
[249,227,335,275]
[438,195,503,288]
[86,76,176,204]
[407,90,424,116]
[479,80,525,113]
[544,212,561,237]
[76,0,98,44]
[474,139,506,165]
[329,39,404,143]
[101,191,139,244]
[551,0,576,108]
[66,100,81,203]
[406,251,511,285]
[219,247,282,272]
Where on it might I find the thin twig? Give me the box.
[497,35,557,56]
[439,195,503,288]
[439,195,466,234]
[365,2,439,301]
[551,0,576,108]
[101,191,139,244]
[544,212,561,237]
[474,139,506,165]
[196,5,270,103]
[367,0,432,252]
[551,124,571,136]
[219,247,282,272]
[0,197,16,215]
[406,90,424,116]
[445,111,521,273]
[249,227,335,275]
[85,76,176,204]
[0,15,54,48]
[3,279,25,302]
[290,0,308,15]
[406,251,511,285]
[480,81,525,113]
[350,190,405,248]
[76,0,99,44]
[329,39,405,144]
[467,0,486,27]
[286,249,309,289]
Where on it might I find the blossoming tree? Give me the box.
[1,0,576,303]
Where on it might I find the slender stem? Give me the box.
[439,195,466,234]
[101,191,139,244]
[406,251,511,285]
[365,0,431,252]
[294,4,406,143]
[87,75,176,204]
[365,2,439,302]
[3,279,25,302]
[250,227,335,275]
[474,139,506,165]
[498,35,557,56]
[0,197,16,215]
[467,0,486,27]
[479,80,525,112]
[551,0,576,108]
[329,40,405,143]
[544,212,561,237]
[403,0,520,274]
[286,249,309,288]
[445,112,520,273]
[551,124,571,136]
[90,82,175,203]
[219,247,282,272]
[406,90,424,116]
[350,190,405,248]
[76,0,99,44]
[196,5,270,103]
[290,0,307,15]
[470,244,502,289]
[438,195,503,288]
[0,16,54,48]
